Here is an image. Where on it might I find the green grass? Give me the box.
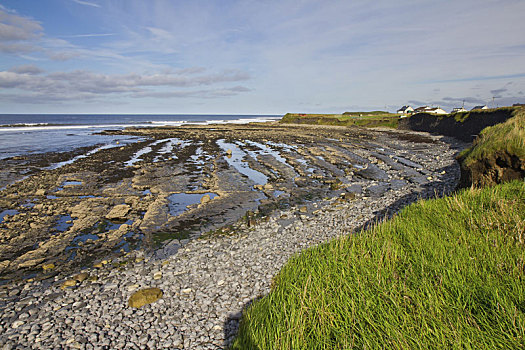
[152,230,190,245]
[343,111,391,116]
[280,112,400,128]
[233,181,525,349]
[459,107,525,167]
[452,107,515,123]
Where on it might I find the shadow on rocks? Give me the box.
[358,162,460,232]
[222,162,461,348]
[223,299,262,350]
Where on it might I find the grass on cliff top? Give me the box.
[459,107,525,166]
[233,180,525,349]
[343,110,391,116]
[281,112,399,128]
[452,106,515,123]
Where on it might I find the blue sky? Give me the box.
[1,0,525,114]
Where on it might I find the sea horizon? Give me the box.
[0,114,281,160]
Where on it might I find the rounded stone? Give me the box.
[128,288,163,308]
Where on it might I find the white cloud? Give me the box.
[8,64,44,75]
[47,51,81,61]
[2,0,525,113]
[0,9,42,41]
[71,0,101,8]
[59,33,116,38]
[0,66,252,103]
[0,8,42,54]
[133,86,252,99]
[0,42,37,53]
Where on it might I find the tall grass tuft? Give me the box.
[233,181,525,349]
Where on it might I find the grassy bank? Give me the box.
[233,180,525,349]
[456,107,525,187]
[459,107,525,168]
[398,107,518,142]
[280,112,400,128]
[451,107,515,123]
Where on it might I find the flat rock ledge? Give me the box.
[0,140,461,349]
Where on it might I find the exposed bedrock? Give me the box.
[0,124,462,283]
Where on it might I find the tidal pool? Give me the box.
[168,192,218,216]
[53,214,73,232]
[62,181,82,186]
[0,209,18,223]
[216,139,268,186]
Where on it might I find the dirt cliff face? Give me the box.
[400,107,525,187]
[459,151,525,188]
[398,109,514,142]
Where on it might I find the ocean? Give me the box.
[0,114,280,160]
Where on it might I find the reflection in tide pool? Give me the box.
[62,181,82,186]
[273,190,288,198]
[295,158,315,173]
[0,209,18,223]
[125,146,153,167]
[243,140,293,169]
[72,233,100,244]
[168,192,218,216]
[216,139,268,186]
[48,137,141,170]
[153,138,192,162]
[53,214,73,232]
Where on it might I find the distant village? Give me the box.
[396,103,525,116]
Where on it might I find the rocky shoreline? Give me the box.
[0,124,464,349]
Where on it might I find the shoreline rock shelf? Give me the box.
[0,124,463,349]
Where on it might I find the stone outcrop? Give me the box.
[105,204,131,221]
[0,122,461,282]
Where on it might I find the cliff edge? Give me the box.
[398,107,515,142]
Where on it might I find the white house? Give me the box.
[397,105,414,115]
[451,107,467,113]
[426,107,447,115]
[471,105,488,111]
[414,106,447,115]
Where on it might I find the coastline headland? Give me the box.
[0,121,463,348]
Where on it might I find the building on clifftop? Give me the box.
[471,105,488,111]
[397,105,414,115]
[451,107,467,113]
[414,106,448,115]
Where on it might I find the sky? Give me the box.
[1,0,525,114]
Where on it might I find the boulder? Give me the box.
[61,279,78,290]
[106,204,131,221]
[18,258,45,269]
[355,163,389,181]
[0,260,9,272]
[73,272,89,282]
[128,288,163,308]
[200,194,211,204]
[42,263,55,271]
[340,192,356,201]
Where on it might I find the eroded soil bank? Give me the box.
[0,123,464,285]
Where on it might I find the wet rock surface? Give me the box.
[0,123,464,348]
